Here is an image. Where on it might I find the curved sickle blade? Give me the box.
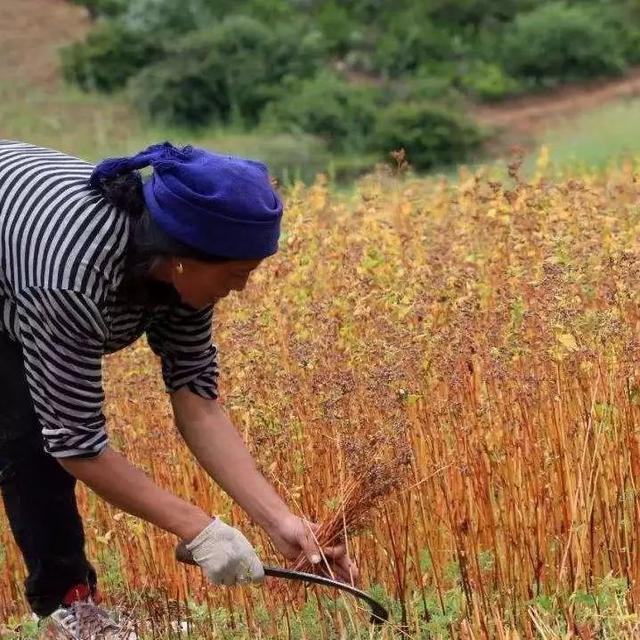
[175,542,388,625]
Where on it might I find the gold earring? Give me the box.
[176,262,184,274]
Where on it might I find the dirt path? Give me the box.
[0,0,90,89]
[472,68,640,138]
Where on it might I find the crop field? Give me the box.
[2,152,640,638]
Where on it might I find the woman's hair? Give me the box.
[97,171,233,306]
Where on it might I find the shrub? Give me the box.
[595,1,640,64]
[373,10,455,75]
[261,71,381,152]
[315,0,357,56]
[244,0,294,22]
[456,60,523,102]
[264,21,325,87]
[500,2,627,87]
[122,0,314,28]
[389,62,465,106]
[129,16,325,127]
[61,21,164,92]
[427,0,538,27]
[128,39,230,127]
[121,0,216,36]
[68,0,127,20]
[370,101,487,170]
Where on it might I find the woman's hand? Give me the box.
[186,518,265,586]
[266,513,358,584]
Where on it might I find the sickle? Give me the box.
[175,542,388,625]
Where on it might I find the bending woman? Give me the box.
[0,140,355,636]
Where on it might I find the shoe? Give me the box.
[38,601,134,640]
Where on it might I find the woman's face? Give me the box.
[167,257,264,309]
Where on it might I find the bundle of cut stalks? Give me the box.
[290,430,412,577]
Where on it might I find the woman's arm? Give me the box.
[59,446,212,542]
[14,289,210,542]
[170,387,357,582]
[169,387,291,535]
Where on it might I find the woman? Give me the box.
[0,140,356,637]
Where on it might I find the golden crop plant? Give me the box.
[3,152,640,639]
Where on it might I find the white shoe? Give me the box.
[39,601,135,639]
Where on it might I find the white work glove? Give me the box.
[185,518,265,586]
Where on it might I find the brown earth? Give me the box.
[473,68,640,135]
[0,0,90,89]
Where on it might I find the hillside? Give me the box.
[0,0,89,88]
[3,0,640,170]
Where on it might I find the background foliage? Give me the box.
[64,0,640,171]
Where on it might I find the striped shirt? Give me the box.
[0,140,219,459]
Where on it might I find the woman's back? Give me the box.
[0,140,219,459]
[0,139,128,342]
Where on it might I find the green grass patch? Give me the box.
[524,96,640,174]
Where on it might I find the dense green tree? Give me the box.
[371,102,486,170]
[262,71,381,151]
[121,0,217,35]
[61,20,164,91]
[427,0,538,27]
[373,7,457,75]
[68,0,127,20]
[130,15,325,127]
[501,2,627,86]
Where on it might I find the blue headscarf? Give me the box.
[89,142,283,260]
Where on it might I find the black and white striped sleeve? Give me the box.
[15,287,109,458]
[146,304,219,400]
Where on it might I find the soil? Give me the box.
[471,69,640,155]
[0,0,90,89]
[472,69,640,135]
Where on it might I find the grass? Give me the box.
[430,96,640,185]
[7,67,640,194]
[525,96,640,174]
[2,578,636,639]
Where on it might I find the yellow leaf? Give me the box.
[557,333,578,351]
[96,530,113,545]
